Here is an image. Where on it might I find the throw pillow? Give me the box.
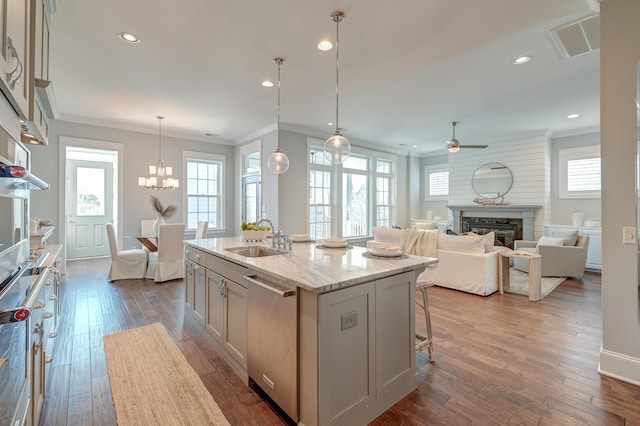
[467,231,495,253]
[536,236,565,248]
[414,222,437,230]
[551,229,579,246]
[437,233,485,254]
[373,227,404,245]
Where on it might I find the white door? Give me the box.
[66,159,114,259]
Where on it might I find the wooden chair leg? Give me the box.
[415,281,434,362]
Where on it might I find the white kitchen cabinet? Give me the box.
[185,246,206,325]
[23,0,53,145]
[545,225,602,271]
[302,270,417,425]
[204,254,248,377]
[0,0,31,119]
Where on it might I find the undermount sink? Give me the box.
[224,246,286,258]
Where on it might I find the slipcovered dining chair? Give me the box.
[146,223,186,283]
[140,219,157,254]
[106,223,147,281]
[195,221,208,239]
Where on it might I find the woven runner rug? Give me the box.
[506,268,566,299]
[104,322,230,425]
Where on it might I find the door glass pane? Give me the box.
[342,173,368,237]
[76,167,105,216]
[245,182,258,224]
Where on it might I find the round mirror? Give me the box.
[472,162,513,199]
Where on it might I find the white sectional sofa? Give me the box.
[368,227,501,296]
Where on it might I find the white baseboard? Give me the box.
[598,347,640,386]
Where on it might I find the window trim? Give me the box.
[424,163,449,201]
[307,138,397,239]
[183,150,227,232]
[558,145,601,199]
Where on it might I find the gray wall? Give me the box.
[550,131,601,224]
[599,0,640,385]
[29,120,235,250]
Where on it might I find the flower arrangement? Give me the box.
[150,195,177,219]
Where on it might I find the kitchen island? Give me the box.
[184,237,437,426]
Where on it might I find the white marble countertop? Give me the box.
[185,237,437,294]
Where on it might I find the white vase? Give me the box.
[571,211,584,227]
[153,215,165,236]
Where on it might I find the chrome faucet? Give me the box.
[256,219,276,246]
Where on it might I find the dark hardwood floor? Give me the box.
[40,258,640,425]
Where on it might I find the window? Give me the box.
[308,141,396,240]
[424,164,449,200]
[559,145,600,199]
[376,159,393,228]
[184,151,225,231]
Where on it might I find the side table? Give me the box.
[498,251,542,301]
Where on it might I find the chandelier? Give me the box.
[138,116,179,190]
[323,11,351,164]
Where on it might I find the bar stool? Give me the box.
[415,280,434,362]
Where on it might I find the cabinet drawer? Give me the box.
[184,246,205,264]
[206,254,247,287]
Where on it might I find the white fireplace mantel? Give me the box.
[447,204,542,240]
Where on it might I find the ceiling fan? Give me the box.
[447,121,488,153]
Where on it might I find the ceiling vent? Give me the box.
[550,13,600,59]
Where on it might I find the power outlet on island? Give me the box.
[341,311,358,331]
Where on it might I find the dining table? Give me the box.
[136,236,158,252]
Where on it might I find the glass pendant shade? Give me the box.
[268,147,290,174]
[324,11,351,165]
[324,130,351,164]
[268,57,289,174]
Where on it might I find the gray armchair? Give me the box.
[513,235,589,278]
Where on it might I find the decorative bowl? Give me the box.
[291,234,311,242]
[241,230,269,241]
[583,219,601,228]
[323,238,347,248]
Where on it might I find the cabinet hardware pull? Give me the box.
[49,332,57,338]
[45,355,53,364]
[32,300,45,309]
[244,275,296,298]
[48,295,57,301]
[5,37,23,89]
[43,312,53,319]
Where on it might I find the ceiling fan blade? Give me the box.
[459,144,488,149]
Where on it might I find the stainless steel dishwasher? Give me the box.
[244,273,298,422]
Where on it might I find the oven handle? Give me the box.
[23,267,51,309]
[244,274,296,298]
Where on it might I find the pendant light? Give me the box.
[323,11,351,164]
[267,58,290,174]
[138,116,179,190]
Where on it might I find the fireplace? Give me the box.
[461,217,522,248]
[447,204,542,242]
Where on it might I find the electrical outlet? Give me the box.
[623,227,637,245]
[341,311,357,330]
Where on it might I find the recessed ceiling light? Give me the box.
[567,113,580,119]
[261,80,274,88]
[317,40,333,51]
[327,122,334,126]
[118,32,140,43]
[412,145,418,148]
[511,55,532,65]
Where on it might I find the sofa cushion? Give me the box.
[372,227,404,245]
[550,229,579,246]
[536,236,565,248]
[437,233,485,254]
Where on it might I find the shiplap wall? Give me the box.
[447,135,552,239]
